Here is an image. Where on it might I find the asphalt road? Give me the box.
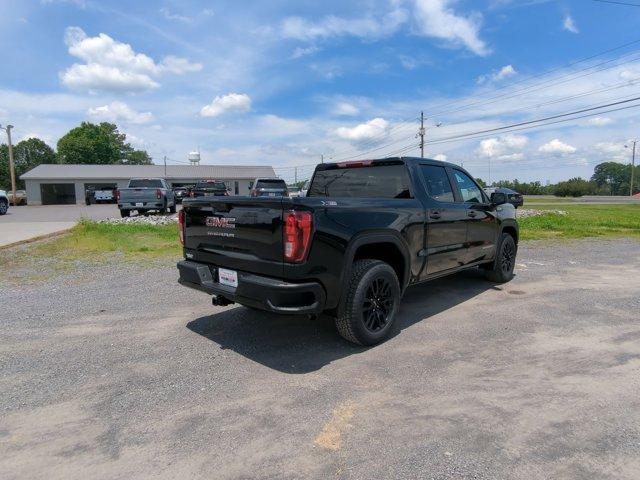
[1,239,639,479]
[0,204,119,247]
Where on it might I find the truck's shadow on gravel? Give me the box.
[186,269,495,374]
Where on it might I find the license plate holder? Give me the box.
[218,268,238,288]
[135,202,143,207]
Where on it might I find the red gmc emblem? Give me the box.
[206,216,236,228]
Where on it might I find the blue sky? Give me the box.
[1,0,640,183]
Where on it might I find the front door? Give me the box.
[450,169,498,265]
[418,164,468,277]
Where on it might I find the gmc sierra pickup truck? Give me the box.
[117,178,176,217]
[177,157,518,345]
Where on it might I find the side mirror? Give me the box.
[491,192,508,205]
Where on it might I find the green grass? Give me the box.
[0,220,181,283]
[519,204,640,240]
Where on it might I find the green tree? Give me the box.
[0,137,57,189]
[475,177,487,188]
[591,161,639,195]
[57,122,133,165]
[122,149,153,165]
[553,177,594,197]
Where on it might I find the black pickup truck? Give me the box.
[177,157,518,345]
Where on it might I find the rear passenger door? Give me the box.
[450,169,497,265]
[418,164,468,277]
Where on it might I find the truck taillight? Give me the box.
[156,188,162,199]
[283,210,312,263]
[178,209,185,246]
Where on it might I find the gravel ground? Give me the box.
[516,208,567,219]
[1,239,640,479]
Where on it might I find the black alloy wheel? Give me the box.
[362,277,395,333]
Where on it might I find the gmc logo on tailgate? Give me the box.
[206,216,236,228]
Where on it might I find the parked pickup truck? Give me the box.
[177,157,518,345]
[190,179,229,198]
[117,178,176,217]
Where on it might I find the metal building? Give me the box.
[19,164,276,205]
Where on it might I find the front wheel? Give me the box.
[169,203,176,214]
[0,199,8,215]
[119,209,130,218]
[335,259,400,346]
[484,233,516,283]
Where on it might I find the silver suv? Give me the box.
[0,189,8,215]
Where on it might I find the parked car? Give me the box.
[484,187,523,208]
[173,186,191,203]
[0,189,8,215]
[177,157,518,346]
[190,180,229,198]
[7,189,27,206]
[250,178,288,197]
[93,187,116,204]
[288,186,302,197]
[116,178,176,217]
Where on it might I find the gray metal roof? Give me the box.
[20,164,276,181]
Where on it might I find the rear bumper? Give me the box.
[177,260,325,314]
[118,201,165,210]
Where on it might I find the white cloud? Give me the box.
[87,101,154,124]
[412,0,489,56]
[594,142,627,161]
[291,46,320,59]
[335,118,390,143]
[160,7,193,23]
[587,117,613,127]
[477,64,517,84]
[538,139,577,155]
[281,1,487,56]
[333,102,360,116]
[563,15,578,34]
[60,27,201,93]
[282,7,407,41]
[433,153,448,161]
[200,93,252,117]
[477,134,528,159]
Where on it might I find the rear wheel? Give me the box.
[485,233,516,283]
[335,259,400,346]
[169,203,176,214]
[0,199,8,215]
[119,209,130,218]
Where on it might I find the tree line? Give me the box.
[476,161,639,197]
[0,122,151,190]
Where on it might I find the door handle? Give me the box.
[467,211,477,218]
[429,210,441,220]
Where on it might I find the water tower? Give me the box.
[188,151,201,166]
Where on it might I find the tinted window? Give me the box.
[129,179,163,188]
[307,164,412,198]
[255,179,287,189]
[195,180,227,190]
[420,165,454,202]
[452,170,484,203]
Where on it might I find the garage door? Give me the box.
[40,184,76,205]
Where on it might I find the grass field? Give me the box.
[519,204,640,240]
[1,205,638,281]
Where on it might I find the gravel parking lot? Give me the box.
[1,239,639,479]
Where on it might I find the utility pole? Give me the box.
[418,111,425,158]
[163,155,167,178]
[0,124,16,203]
[294,166,298,184]
[321,154,324,164]
[625,140,636,196]
[631,140,636,197]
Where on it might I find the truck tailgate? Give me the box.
[119,188,156,201]
[183,197,286,277]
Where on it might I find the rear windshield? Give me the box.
[307,164,412,198]
[255,179,286,189]
[195,180,227,189]
[129,179,163,188]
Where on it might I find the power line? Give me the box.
[593,0,640,6]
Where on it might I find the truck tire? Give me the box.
[120,209,130,218]
[169,203,176,214]
[0,199,8,215]
[335,259,400,346]
[484,232,516,283]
